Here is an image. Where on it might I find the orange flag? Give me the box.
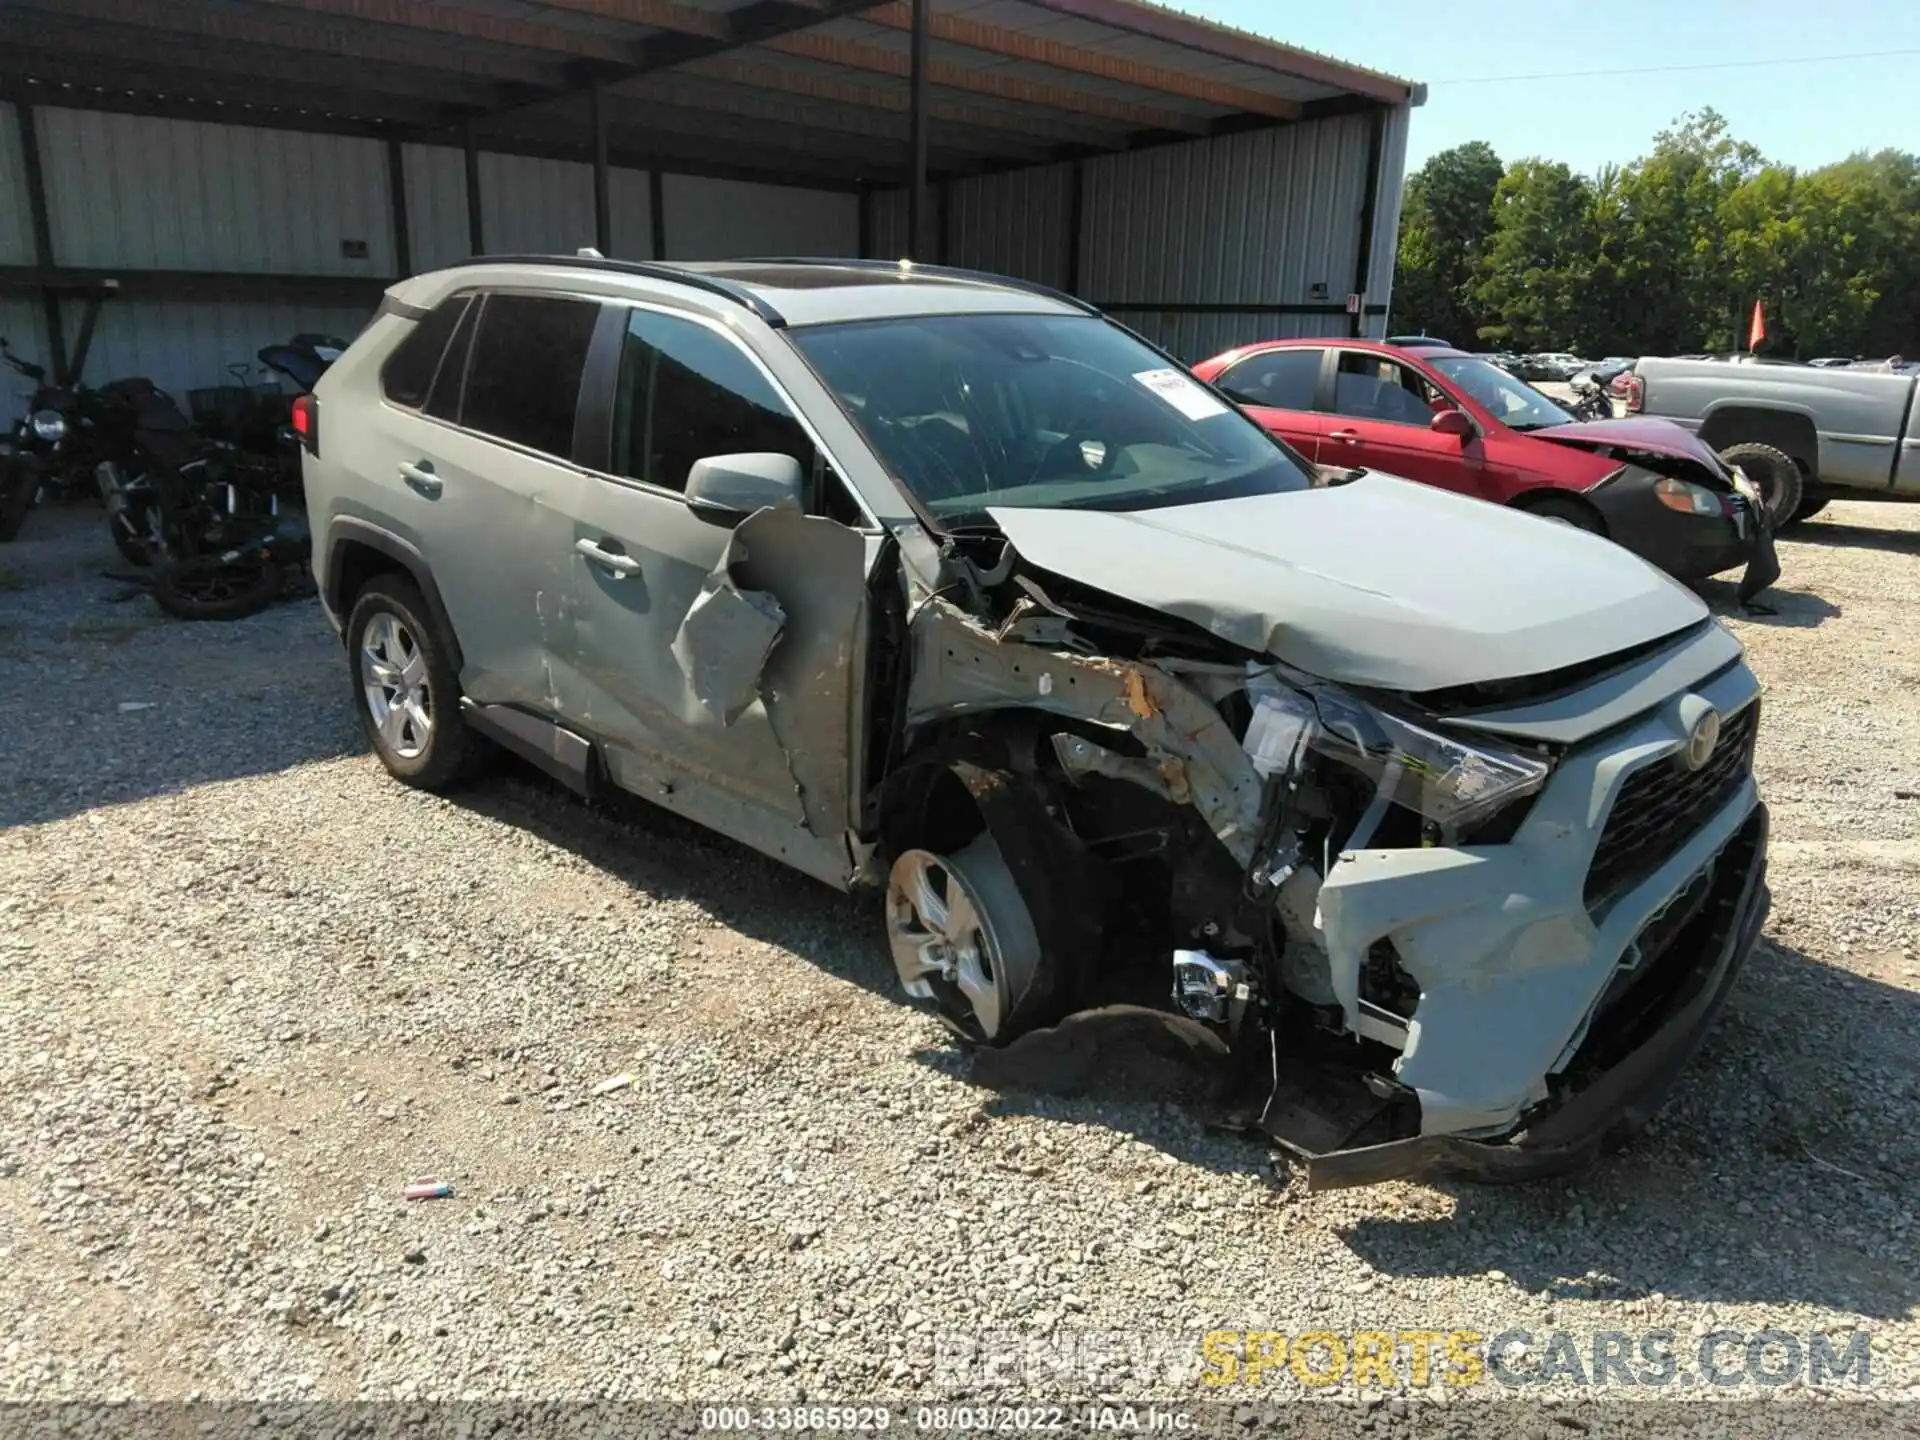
[1748,299,1766,350]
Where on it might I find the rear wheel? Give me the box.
[150,553,284,621]
[1717,441,1802,526]
[1518,494,1605,533]
[346,575,483,790]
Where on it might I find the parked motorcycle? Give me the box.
[1566,362,1631,421]
[97,397,307,620]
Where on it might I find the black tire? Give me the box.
[1518,493,1605,534]
[345,574,482,791]
[1717,441,1803,526]
[1776,494,1830,530]
[151,553,285,621]
[0,460,39,543]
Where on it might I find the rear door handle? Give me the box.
[1327,428,1361,443]
[575,537,642,578]
[398,460,442,498]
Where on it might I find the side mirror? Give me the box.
[685,452,804,522]
[1430,408,1473,439]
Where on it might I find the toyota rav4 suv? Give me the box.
[303,256,1769,1188]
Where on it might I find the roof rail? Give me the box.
[464,253,787,327]
[732,257,1101,315]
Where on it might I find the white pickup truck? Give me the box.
[1624,356,1920,526]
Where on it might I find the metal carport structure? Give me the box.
[0,0,1420,406]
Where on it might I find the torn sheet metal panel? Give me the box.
[905,596,1264,864]
[728,508,871,841]
[671,572,786,725]
[985,488,1707,692]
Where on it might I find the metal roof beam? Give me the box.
[852,2,1299,120]
[674,58,1140,150]
[751,30,1209,132]
[3,0,568,89]
[484,0,898,122]
[1010,0,1411,106]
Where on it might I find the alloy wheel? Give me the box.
[360,611,433,760]
[886,835,1041,1042]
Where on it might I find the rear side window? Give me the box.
[1217,348,1322,410]
[612,308,813,492]
[460,293,600,458]
[380,295,469,408]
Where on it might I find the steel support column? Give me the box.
[385,137,412,277]
[1350,104,1387,338]
[906,0,930,258]
[13,103,67,385]
[463,119,485,255]
[590,82,612,255]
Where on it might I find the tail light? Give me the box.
[290,394,319,456]
[1617,372,1644,413]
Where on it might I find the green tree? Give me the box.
[1391,141,1504,341]
[1474,160,1598,350]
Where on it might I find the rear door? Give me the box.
[390,291,598,708]
[1211,347,1328,459]
[1323,350,1489,497]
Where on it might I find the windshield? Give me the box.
[1430,357,1575,431]
[788,313,1313,523]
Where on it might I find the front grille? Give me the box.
[1584,701,1758,908]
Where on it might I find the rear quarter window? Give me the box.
[460,294,601,458]
[379,295,470,409]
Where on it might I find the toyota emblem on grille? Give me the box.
[1683,707,1722,771]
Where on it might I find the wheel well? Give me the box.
[324,526,465,674]
[326,538,402,621]
[1698,407,1818,471]
[1511,488,1608,535]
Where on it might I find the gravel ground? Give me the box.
[3,500,1919,1430]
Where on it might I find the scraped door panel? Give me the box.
[560,304,870,884]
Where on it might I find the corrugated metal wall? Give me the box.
[661,175,858,260]
[870,106,1412,361]
[36,109,397,275]
[945,162,1075,289]
[401,143,471,276]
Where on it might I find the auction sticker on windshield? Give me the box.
[1132,368,1229,421]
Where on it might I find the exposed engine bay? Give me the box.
[866,510,1769,1190]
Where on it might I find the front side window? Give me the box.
[1216,348,1323,411]
[789,313,1312,523]
[612,309,814,493]
[1429,356,1575,431]
[458,293,599,458]
[1331,353,1446,427]
[380,295,469,409]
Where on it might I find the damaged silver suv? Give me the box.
[303,256,1768,1189]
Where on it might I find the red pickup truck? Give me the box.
[1192,339,1772,589]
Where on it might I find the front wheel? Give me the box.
[345,575,483,790]
[150,553,284,621]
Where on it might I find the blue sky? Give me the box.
[1173,0,1920,175]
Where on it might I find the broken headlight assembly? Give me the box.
[1652,477,1724,516]
[1243,676,1552,842]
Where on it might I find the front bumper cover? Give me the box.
[1300,802,1768,1190]
[1586,468,1775,593]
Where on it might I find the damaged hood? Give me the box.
[1525,416,1727,472]
[986,477,1707,692]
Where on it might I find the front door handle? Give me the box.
[398,460,442,498]
[1327,428,1361,444]
[575,537,642,578]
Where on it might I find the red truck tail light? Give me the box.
[291,394,319,456]
[1618,372,1644,414]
